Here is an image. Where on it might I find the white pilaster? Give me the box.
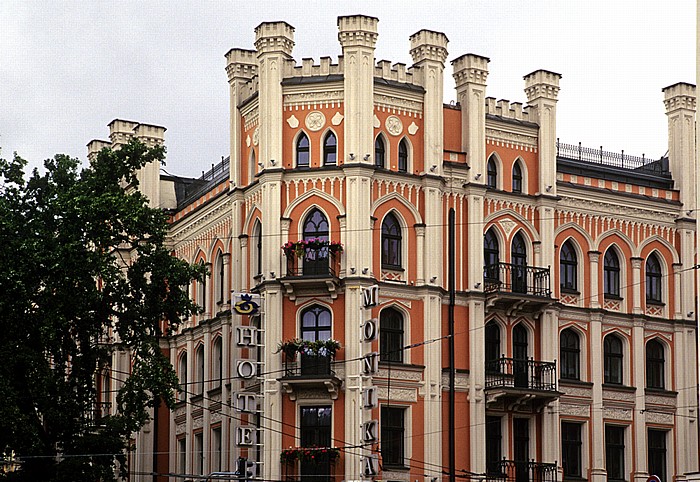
[632,319,647,482]
[589,251,601,309]
[225,48,257,186]
[452,55,489,183]
[631,257,642,315]
[663,82,696,211]
[524,70,561,197]
[468,299,486,475]
[589,313,606,482]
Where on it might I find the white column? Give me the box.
[663,83,696,210]
[469,299,486,475]
[540,308,560,467]
[589,251,601,309]
[225,48,257,186]
[632,319,647,482]
[589,313,606,482]
[631,258,642,315]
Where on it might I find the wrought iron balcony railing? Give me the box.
[286,249,338,278]
[484,263,551,298]
[485,358,558,392]
[487,460,558,482]
[284,353,335,378]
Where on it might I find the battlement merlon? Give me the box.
[524,69,561,102]
[225,48,257,83]
[133,123,167,148]
[663,82,697,113]
[337,15,379,49]
[452,54,490,88]
[485,98,531,123]
[410,29,449,65]
[87,139,111,162]
[254,21,295,57]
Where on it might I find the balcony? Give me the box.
[484,358,560,409]
[487,460,558,482]
[282,447,339,482]
[279,352,341,401]
[484,263,554,314]
[281,248,340,300]
[84,401,112,429]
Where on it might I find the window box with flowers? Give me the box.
[281,239,344,258]
[280,447,340,465]
[275,339,342,360]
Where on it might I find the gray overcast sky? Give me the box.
[0,1,695,178]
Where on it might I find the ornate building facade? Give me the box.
[94,15,699,482]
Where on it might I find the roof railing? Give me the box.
[556,139,669,175]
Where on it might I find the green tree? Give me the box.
[0,140,203,481]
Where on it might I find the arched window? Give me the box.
[604,249,621,297]
[253,220,263,277]
[380,308,404,363]
[375,136,386,168]
[646,254,662,303]
[398,139,408,173]
[212,337,223,388]
[487,156,498,189]
[301,305,332,342]
[484,229,500,283]
[195,345,205,395]
[296,132,310,168]
[302,209,329,276]
[381,213,402,269]
[511,232,527,294]
[560,329,580,380]
[323,132,337,166]
[215,251,225,306]
[560,241,578,292]
[178,352,188,401]
[604,334,623,385]
[646,339,665,389]
[485,321,501,373]
[512,161,523,193]
[197,260,207,312]
[513,324,529,388]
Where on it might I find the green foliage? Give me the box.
[0,140,203,481]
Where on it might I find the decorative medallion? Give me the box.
[252,127,259,146]
[286,115,299,128]
[385,115,403,136]
[408,121,419,135]
[331,112,344,126]
[373,114,381,128]
[305,111,326,132]
[245,134,251,147]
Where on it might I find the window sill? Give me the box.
[602,383,636,392]
[559,378,592,387]
[560,288,580,295]
[382,464,410,472]
[604,294,624,301]
[381,265,405,272]
[380,361,426,370]
[645,387,677,396]
[646,299,665,307]
[563,476,587,482]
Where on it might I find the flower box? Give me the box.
[280,447,340,465]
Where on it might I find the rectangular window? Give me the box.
[381,406,406,467]
[605,425,625,481]
[648,429,667,482]
[194,432,204,475]
[300,406,332,482]
[486,416,502,476]
[561,422,582,478]
[212,427,222,473]
[177,437,186,476]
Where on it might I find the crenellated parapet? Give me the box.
[663,82,697,113]
[452,54,489,87]
[524,69,561,102]
[254,21,295,57]
[375,60,416,85]
[485,98,532,123]
[287,56,344,78]
[409,29,449,65]
[337,15,378,49]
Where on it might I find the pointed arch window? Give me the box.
[381,213,402,269]
[215,251,225,305]
[300,305,332,376]
[646,339,665,389]
[604,334,623,385]
[484,229,500,282]
[250,149,257,180]
[646,254,662,303]
[212,337,223,388]
[296,132,310,168]
[604,249,621,297]
[302,209,329,276]
[323,132,337,166]
[512,161,523,193]
[513,323,529,388]
[375,136,386,168]
[485,321,501,373]
[197,259,207,312]
[487,156,498,189]
[398,139,408,173]
[178,353,188,402]
[254,221,263,277]
[195,345,205,395]
[560,241,578,292]
[380,308,404,363]
[560,328,580,380]
[511,232,527,294]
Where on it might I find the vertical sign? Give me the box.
[360,285,379,480]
